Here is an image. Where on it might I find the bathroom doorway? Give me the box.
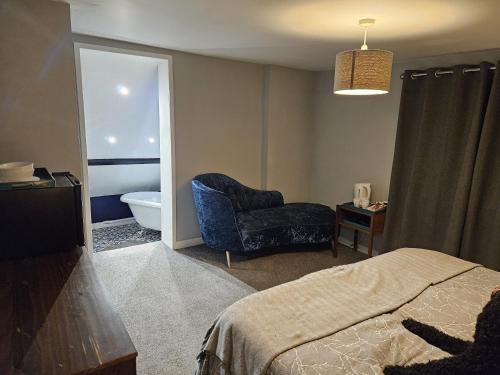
[74,44,175,252]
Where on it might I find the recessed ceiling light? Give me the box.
[148,137,156,144]
[107,136,117,144]
[117,85,129,96]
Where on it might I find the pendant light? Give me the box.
[333,18,393,95]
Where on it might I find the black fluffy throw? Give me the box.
[384,292,500,375]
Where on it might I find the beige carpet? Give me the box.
[93,242,367,374]
[181,244,367,291]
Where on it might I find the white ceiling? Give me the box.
[67,0,500,71]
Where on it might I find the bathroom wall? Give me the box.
[79,49,161,223]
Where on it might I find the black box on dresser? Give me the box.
[0,169,84,260]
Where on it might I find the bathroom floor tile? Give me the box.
[93,222,161,252]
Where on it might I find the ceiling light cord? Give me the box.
[358,18,375,50]
[361,29,368,50]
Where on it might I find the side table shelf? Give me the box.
[334,202,386,257]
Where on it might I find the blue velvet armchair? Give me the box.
[192,173,336,267]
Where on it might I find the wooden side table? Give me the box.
[334,202,386,257]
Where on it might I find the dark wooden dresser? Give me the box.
[0,247,137,374]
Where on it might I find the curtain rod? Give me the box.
[400,66,496,79]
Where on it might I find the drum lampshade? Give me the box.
[334,49,393,95]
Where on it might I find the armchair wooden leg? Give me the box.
[331,239,338,258]
[225,251,231,269]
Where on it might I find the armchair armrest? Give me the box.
[192,180,244,251]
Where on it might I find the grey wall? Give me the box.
[310,49,500,251]
[310,71,400,207]
[173,52,265,240]
[264,66,315,202]
[0,0,82,178]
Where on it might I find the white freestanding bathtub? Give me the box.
[120,192,161,231]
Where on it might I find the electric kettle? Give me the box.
[353,183,371,208]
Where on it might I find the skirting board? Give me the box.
[338,235,378,256]
[175,237,204,249]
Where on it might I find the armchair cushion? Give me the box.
[236,203,335,251]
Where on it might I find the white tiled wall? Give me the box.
[88,164,161,197]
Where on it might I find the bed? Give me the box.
[196,248,500,375]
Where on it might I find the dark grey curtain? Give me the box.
[460,63,500,269]
[383,62,500,270]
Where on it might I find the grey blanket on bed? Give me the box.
[196,248,479,375]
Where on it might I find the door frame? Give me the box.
[73,42,177,252]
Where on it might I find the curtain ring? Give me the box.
[434,70,441,78]
[410,72,417,80]
[462,67,468,75]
